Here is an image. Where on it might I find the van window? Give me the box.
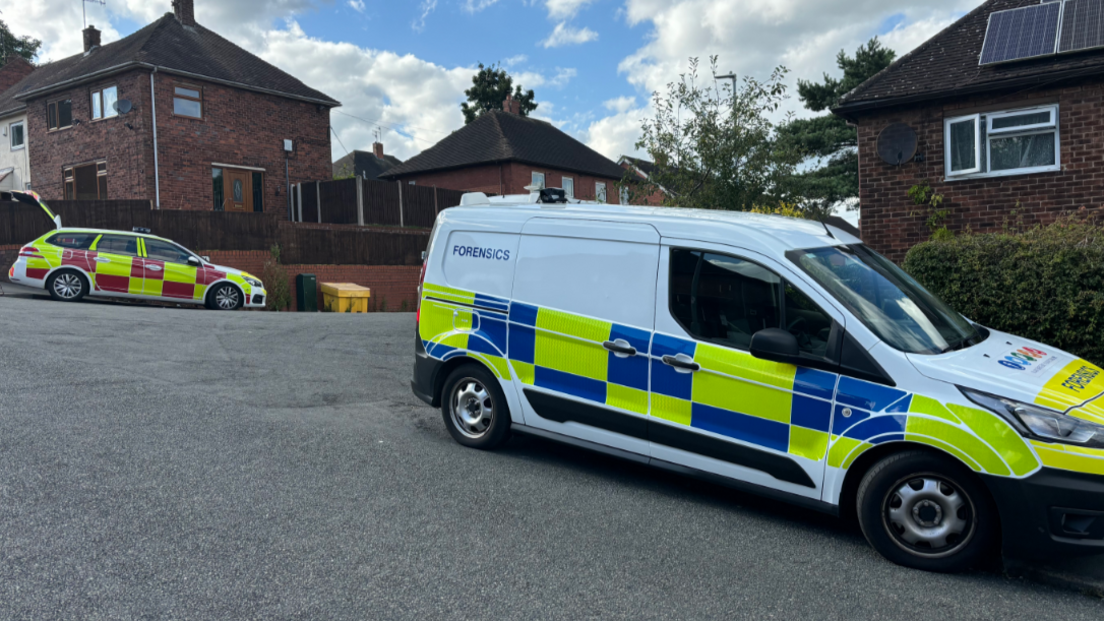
[670,249,833,357]
[513,221,660,329]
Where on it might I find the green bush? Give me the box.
[902,217,1104,366]
[262,245,293,312]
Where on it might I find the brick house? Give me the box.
[833,0,1104,261]
[0,0,338,214]
[0,58,36,191]
[332,142,403,180]
[380,96,625,202]
[618,156,669,206]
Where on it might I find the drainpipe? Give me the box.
[150,68,161,209]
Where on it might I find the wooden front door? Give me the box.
[223,170,252,212]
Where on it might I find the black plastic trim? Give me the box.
[411,332,441,407]
[983,468,1104,560]
[511,423,836,515]
[522,389,816,489]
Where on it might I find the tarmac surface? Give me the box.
[0,285,1101,619]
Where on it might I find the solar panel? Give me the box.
[1058,0,1104,54]
[979,2,1063,66]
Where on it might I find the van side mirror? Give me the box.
[750,328,801,365]
[187,256,202,267]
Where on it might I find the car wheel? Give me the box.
[47,271,88,303]
[207,283,243,311]
[857,450,997,573]
[441,364,511,450]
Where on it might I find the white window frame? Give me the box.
[945,105,1061,181]
[944,113,981,177]
[596,182,607,203]
[562,176,573,198]
[91,85,118,120]
[9,121,24,151]
[531,171,545,189]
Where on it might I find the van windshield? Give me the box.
[786,245,984,355]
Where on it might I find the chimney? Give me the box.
[372,142,385,159]
[503,93,520,115]
[172,0,196,27]
[83,26,101,52]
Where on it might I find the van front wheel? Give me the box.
[441,364,510,450]
[857,450,997,573]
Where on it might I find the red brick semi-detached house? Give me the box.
[833,0,1104,262]
[0,0,338,214]
[380,95,626,202]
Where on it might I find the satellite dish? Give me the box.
[114,99,133,115]
[877,122,918,166]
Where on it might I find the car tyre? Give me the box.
[441,364,511,450]
[47,270,89,303]
[857,450,997,573]
[206,283,243,311]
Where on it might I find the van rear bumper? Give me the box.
[411,334,440,407]
[984,468,1104,560]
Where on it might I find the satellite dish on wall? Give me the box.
[114,99,133,115]
[877,122,918,166]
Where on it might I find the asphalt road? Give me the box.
[0,288,1101,619]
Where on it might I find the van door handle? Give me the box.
[663,355,700,372]
[603,340,637,357]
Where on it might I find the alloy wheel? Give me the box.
[53,273,83,300]
[215,286,240,310]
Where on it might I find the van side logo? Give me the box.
[453,246,511,261]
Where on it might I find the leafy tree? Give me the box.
[623,57,802,213]
[461,62,537,124]
[779,38,896,213]
[0,19,41,68]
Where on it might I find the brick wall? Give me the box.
[853,77,1104,262]
[391,162,623,202]
[26,69,332,214]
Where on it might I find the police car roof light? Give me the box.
[538,188,568,204]
[133,227,152,234]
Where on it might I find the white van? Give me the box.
[411,189,1104,572]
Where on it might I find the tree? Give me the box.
[624,57,802,213]
[460,62,537,124]
[779,38,896,213]
[0,20,41,68]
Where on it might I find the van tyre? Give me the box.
[47,271,88,303]
[441,364,511,450]
[207,283,243,311]
[857,450,997,573]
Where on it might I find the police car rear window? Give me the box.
[47,233,96,250]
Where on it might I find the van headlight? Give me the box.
[244,277,263,288]
[960,387,1104,449]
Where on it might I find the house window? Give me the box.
[562,177,573,198]
[91,86,119,120]
[944,105,1060,179]
[174,84,203,119]
[619,185,630,205]
[47,99,73,131]
[9,121,24,150]
[212,168,224,211]
[531,172,545,189]
[64,162,108,200]
[596,182,607,203]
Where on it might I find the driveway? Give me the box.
[0,289,1101,619]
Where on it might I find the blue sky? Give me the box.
[14,0,976,166]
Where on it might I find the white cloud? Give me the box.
[584,101,650,160]
[545,0,596,20]
[603,96,637,113]
[463,0,502,13]
[348,0,366,13]
[512,66,577,90]
[540,22,599,48]
[412,0,438,31]
[503,54,528,67]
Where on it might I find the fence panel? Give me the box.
[319,179,359,225]
[362,179,402,226]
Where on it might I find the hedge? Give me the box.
[902,219,1104,367]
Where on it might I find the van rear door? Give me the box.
[507,218,660,456]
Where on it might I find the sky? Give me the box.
[6,0,978,170]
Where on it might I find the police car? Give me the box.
[411,188,1104,573]
[8,192,265,310]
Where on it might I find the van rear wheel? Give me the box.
[441,364,511,450]
[857,450,997,573]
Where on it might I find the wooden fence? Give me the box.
[292,178,465,229]
[0,200,427,266]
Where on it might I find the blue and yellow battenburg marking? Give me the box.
[420,283,1104,480]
